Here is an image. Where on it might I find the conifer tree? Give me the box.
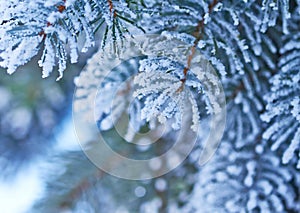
[0,0,299,212]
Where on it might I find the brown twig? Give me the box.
[38,1,67,39]
[107,0,117,17]
[229,81,245,100]
[57,5,66,13]
[60,170,104,210]
[179,0,219,89]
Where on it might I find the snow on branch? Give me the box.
[0,0,144,80]
[184,140,300,212]
[261,14,300,168]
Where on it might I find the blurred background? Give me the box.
[0,44,201,213]
[0,49,88,212]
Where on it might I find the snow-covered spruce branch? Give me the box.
[141,0,292,78]
[74,34,224,142]
[5,0,298,212]
[130,0,283,133]
[261,12,300,168]
[142,0,299,168]
[0,0,294,79]
[74,0,297,146]
[0,0,144,80]
[184,140,300,212]
[183,67,300,212]
[128,0,225,133]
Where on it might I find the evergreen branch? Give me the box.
[59,170,105,210]
[0,0,146,79]
[184,138,300,212]
[261,12,300,168]
[180,0,219,85]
